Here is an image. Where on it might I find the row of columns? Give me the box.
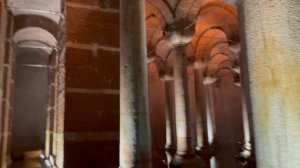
[119,1,220,168]
[120,0,300,168]
[119,1,205,167]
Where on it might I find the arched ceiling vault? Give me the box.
[146,0,240,80]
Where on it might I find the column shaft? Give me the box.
[119,0,152,167]
[240,0,300,167]
[241,93,250,146]
[173,45,194,155]
[194,69,208,149]
[165,81,177,151]
[204,84,216,144]
[164,81,176,167]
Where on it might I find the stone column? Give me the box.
[165,80,176,151]
[193,69,208,150]
[164,80,176,166]
[203,81,217,167]
[241,93,251,152]
[240,1,300,167]
[234,78,254,166]
[0,5,9,167]
[119,0,152,167]
[237,93,253,166]
[173,45,193,155]
[204,83,216,145]
[171,45,204,167]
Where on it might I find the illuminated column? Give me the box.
[119,0,152,167]
[164,80,176,166]
[193,69,208,150]
[203,78,218,167]
[240,0,300,167]
[204,83,216,145]
[234,78,251,147]
[173,44,194,159]
[162,17,205,167]
[234,66,257,167]
[171,45,205,167]
[238,92,253,165]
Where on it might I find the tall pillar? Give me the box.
[234,68,257,167]
[0,4,9,167]
[171,45,205,167]
[173,45,193,155]
[236,93,253,166]
[193,69,208,150]
[234,77,255,166]
[119,0,152,167]
[164,80,176,166]
[165,80,176,151]
[241,94,250,147]
[203,81,218,167]
[240,1,300,167]
[204,83,216,146]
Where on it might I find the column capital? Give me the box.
[203,77,218,85]
[163,18,195,47]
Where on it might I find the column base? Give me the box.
[165,146,176,167]
[170,154,206,168]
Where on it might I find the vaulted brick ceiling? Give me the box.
[146,0,240,79]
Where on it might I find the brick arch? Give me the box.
[155,40,172,59]
[175,0,202,19]
[193,28,228,63]
[196,1,238,19]
[195,2,239,42]
[210,51,231,62]
[203,39,236,79]
[146,15,164,53]
[210,42,233,61]
[184,0,224,19]
[151,39,174,79]
[205,53,232,78]
[146,0,171,27]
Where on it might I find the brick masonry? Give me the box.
[65,0,120,167]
